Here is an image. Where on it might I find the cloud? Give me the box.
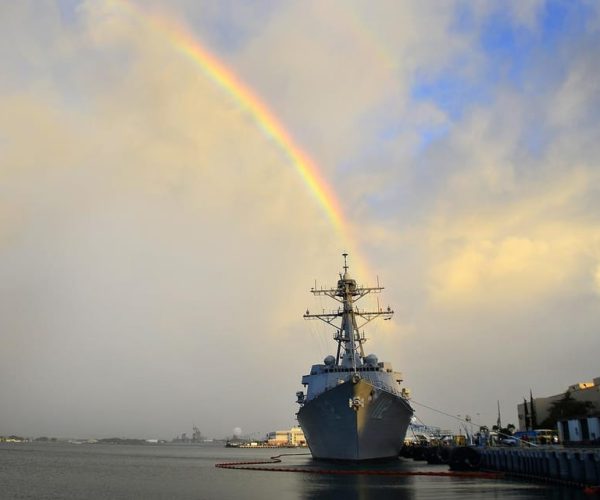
[346,2,600,428]
[0,0,349,438]
[1,0,599,438]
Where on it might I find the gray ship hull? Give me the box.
[297,378,413,461]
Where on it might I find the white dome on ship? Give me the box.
[364,354,378,366]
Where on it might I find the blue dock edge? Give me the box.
[480,447,600,487]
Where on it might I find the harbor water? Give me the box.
[0,442,588,499]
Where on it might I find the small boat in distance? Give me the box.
[296,254,414,461]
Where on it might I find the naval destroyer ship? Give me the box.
[296,254,414,461]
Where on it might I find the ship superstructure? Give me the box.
[296,254,413,461]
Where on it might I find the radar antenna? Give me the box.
[303,253,393,370]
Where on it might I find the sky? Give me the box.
[1,0,599,440]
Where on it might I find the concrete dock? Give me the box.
[480,447,600,487]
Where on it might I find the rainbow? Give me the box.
[110,1,371,278]
[341,7,397,72]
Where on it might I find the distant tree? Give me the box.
[530,390,537,429]
[523,397,530,430]
[539,391,596,429]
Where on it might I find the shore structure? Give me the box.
[518,376,600,446]
[296,254,413,461]
[518,377,600,430]
[266,427,306,447]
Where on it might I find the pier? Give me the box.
[480,447,600,488]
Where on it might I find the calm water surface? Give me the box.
[0,442,586,499]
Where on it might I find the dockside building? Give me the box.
[517,376,600,431]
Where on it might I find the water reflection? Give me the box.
[302,473,415,500]
[1,443,589,499]
[296,457,416,500]
[294,456,587,500]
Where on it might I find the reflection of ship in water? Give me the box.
[301,472,416,500]
[296,254,414,461]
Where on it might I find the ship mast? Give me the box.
[304,254,394,371]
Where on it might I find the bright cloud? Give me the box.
[1,0,599,437]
